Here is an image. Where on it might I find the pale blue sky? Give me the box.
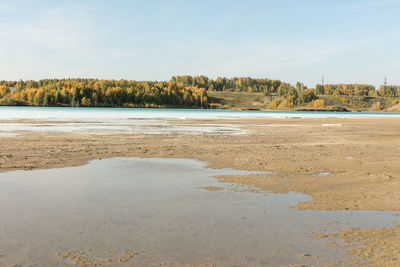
[1,0,399,87]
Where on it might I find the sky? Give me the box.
[0,0,399,87]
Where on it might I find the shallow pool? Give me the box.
[0,158,398,266]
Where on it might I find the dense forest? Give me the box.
[0,76,399,110]
[0,79,208,108]
[170,75,283,93]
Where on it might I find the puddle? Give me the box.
[322,124,342,127]
[286,172,333,178]
[0,158,398,266]
[313,172,332,176]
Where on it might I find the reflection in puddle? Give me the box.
[0,158,398,266]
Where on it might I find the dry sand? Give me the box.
[1,117,400,266]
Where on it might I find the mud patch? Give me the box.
[311,224,400,266]
[58,250,138,267]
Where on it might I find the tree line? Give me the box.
[314,84,400,97]
[0,76,399,108]
[170,75,282,94]
[171,76,319,108]
[0,79,208,108]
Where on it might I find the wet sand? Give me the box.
[1,117,400,265]
[3,158,365,266]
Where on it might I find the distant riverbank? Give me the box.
[1,78,400,112]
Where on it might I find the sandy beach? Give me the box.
[1,116,400,266]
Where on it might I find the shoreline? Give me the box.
[1,117,400,211]
[2,116,400,265]
[2,104,400,113]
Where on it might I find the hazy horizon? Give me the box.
[1,0,399,87]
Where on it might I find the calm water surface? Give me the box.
[1,106,399,135]
[1,106,400,120]
[0,158,398,266]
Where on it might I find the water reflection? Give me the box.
[0,158,398,266]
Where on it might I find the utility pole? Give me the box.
[384,76,387,86]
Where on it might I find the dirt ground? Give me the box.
[1,117,400,266]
